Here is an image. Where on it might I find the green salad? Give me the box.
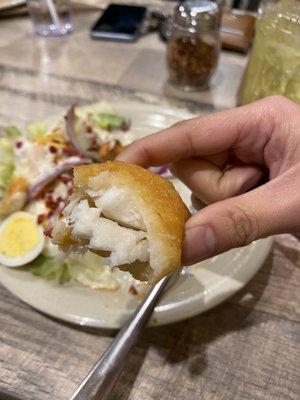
[0,102,133,291]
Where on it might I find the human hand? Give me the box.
[117,96,300,265]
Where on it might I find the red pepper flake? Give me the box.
[129,285,138,295]
[15,140,23,149]
[44,226,53,237]
[37,214,46,224]
[49,145,57,153]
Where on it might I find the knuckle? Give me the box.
[171,120,186,130]
[226,203,259,247]
[263,95,286,106]
[217,180,235,202]
[263,95,294,112]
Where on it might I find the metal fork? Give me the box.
[69,274,171,400]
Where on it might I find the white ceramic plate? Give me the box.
[0,102,273,328]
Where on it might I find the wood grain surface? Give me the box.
[0,10,299,400]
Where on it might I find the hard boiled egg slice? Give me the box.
[0,211,45,267]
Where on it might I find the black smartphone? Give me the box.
[90,4,147,42]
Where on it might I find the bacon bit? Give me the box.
[129,285,138,295]
[68,187,74,195]
[85,124,92,133]
[87,146,99,152]
[45,196,59,210]
[44,226,53,237]
[37,214,46,224]
[60,175,72,184]
[87,137,99,152]
[63,146,79,156]
[49,145,57,153]
[47,210,55,219]
[15,140,23,149]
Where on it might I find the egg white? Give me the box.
[0,212,45,267]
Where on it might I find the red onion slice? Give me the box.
[155,165,168,175]
[28,158,91,202]
[65,105,93,160]
[149,165,172,179]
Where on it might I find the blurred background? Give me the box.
[0,0,298,131]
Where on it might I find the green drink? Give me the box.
[241,0,300,105]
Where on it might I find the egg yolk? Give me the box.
[0,216,40,258]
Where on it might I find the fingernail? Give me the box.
[183,225,217,265]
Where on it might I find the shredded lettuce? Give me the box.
[29,256,70,283]
[4,125,22,139]
[76,101,117,118]
[29,254,120,290]
[0,137,15,193]
[75,101,126,132]
[26,121,48,140]
[88,113,126,132]
[0,126,22,194]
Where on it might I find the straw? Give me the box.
[45,0,62,33]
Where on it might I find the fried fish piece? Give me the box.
[52,161,190,283]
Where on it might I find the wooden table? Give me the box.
[0,10,299,400]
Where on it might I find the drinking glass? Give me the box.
[241,0,300,104]
[27,0,73,37]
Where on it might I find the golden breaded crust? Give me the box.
[73,162,190,281]
[52,162,190,282]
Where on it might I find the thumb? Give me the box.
[182,166,300,265]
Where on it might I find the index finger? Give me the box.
[116,98,277,168]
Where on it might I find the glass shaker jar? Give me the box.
[166,0,221,91]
